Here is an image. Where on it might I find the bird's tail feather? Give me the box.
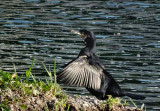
[124,93,146,100]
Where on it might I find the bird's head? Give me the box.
[71,29,95,42]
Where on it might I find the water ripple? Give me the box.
[0,0,159,110]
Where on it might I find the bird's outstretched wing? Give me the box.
[57,55,103,90]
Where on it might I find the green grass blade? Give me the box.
[25,58,35,82]
[129,98,137,108]
[42,62,53,83]
[53,61,57,85]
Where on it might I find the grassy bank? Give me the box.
[0,59,144,111]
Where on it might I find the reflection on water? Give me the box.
[0,0,160,110]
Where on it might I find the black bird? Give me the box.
[57,29,145,100]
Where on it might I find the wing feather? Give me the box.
[58,56,102,90]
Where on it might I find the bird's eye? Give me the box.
[81,33,85,37]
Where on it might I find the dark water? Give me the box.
[0,0,160,110]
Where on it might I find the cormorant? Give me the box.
[57,29,145,100]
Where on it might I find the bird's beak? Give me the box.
[71,30,85,39]
[71,30,81,35]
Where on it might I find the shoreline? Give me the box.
[0,67,144,111]
[0,86,143,111]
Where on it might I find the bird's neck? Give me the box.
[79,33,96,57]
[85,40,96,52]
[85,34,96,52]
[79,40,96,57]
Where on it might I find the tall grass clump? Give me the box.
[0,59,67,111]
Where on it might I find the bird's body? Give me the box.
[57,29,145,100]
